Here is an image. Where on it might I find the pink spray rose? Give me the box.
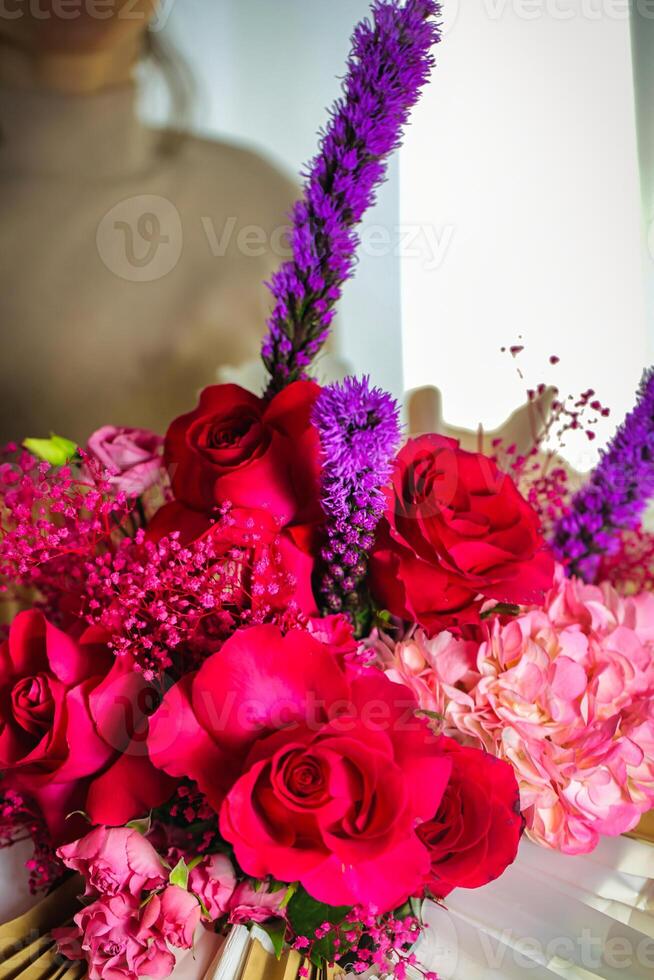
[57,826,167,898]
[188,854,236,919]
[54,893,175,980]
[154,886,202,950]
[228,881,288,925]
[86,426,164,496]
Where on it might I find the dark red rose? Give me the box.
[370,435,554,632]
[0,611,175,843]
[417,739,523,898]
[164,382,322,525]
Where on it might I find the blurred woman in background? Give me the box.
[0,0,298,441]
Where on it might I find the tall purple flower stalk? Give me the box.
[262,0,440,395]
[312,377,401,624]
[553,368,654,582]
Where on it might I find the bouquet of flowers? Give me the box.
[2,2,654,979]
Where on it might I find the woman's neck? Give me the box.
[0,35,142,95]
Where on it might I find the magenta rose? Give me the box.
[188,854,236,920]
[148,625,452,912]
[57,826,167,898]
[147,625,353,813]
[86,426,164,496]
[219,677,451,912]
[164,382,322,525]
[0,611,176,842]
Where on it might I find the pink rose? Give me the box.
[228,881,287,925]
[189,854,236,919]
[155,886,202,950]
[86,426,164,496]
[54,893,175,980]
[57,826,166,898]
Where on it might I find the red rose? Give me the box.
[164,382,322,525]
[148,626,451,912]
[417,739,523,898]
[147,506,318,645]
[0,611,175,843]
[370,435,554,632]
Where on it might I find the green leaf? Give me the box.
[23,433,78,466]
[481,603,521,620]
[286,887,351,967]
[126,815,152,836]
[260,919,287,960]
[279,883,298,910]
[417,708,445,725]
[169,858,190,890]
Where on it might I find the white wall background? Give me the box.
[401,1,650,471]
[145,1,653,470]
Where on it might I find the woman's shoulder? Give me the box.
[154,127,299,224]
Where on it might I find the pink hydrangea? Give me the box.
[374,627,479,721]
[377,569,654,855]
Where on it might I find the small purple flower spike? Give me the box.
[262,0,441,394]
[553,368,654,581]
[312,376,401,621]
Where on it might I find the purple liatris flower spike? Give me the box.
[553,368,654,582]
[312,377,401,622]
[262,0,441,395]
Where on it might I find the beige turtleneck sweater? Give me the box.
[0,84,299,443]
